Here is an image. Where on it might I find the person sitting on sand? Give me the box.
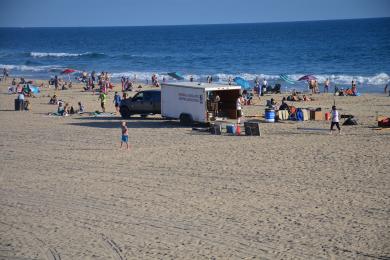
[58,102,65,116]
[351,84,357,95]
[303,95,311,101]
[279,98,290,112]
[63,103,70,116]
[12,78,16,86]
[49,95,58,104]
[345,88,353,96]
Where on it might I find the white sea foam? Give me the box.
[29,52,103,58]
[2,64,388,86]
[110,71,389,86]
[0,64,63,72]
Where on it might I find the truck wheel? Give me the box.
[120,106,131,118]
[179,113,193,126]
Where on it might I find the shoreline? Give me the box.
[2,75,389,94]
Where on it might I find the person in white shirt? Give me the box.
[330,105,341,134]
[261,78,267,96]
[236,94,244,124]
[18,93,25,100]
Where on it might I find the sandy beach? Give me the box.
[0,80,390,259]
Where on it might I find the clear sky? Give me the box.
[0,0,389,27]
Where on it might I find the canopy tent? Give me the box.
[233,77,251,90]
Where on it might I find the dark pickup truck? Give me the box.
[119,90,161,118]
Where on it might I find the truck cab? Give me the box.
[119,90,161,118]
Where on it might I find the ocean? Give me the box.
[0,17,389,92]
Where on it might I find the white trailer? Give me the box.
[161,82,241,124]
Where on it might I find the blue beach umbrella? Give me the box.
[29,85,40,94]
[279,74,295,84]
[233,77,251,90]
[167,72,184,80]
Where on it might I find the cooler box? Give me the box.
[210,124,222,135]
[244,121,261,136]
[325,112,331,121]
[226,124,236,134]
[310,110,323,121]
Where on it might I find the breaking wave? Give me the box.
[0,64,64,72]
[29,52,106,58]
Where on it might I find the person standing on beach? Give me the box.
[120,121,130,150]
[3,68,8,83]
[54,75,59,90]
[330,105,341,134]
[113,92,121,114]
[324,78,330,93]
[99,92,107,112]
[236,94,244,124]
[384,84,388,94]
[261,78,267,96]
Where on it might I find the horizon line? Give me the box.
[0,16,389,29]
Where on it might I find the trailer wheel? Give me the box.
[120,106,131,118]
[179,113,193,126]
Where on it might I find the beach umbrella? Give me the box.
[167,72,184,80]
[28,85,40,94]
[279,74,295,84]
[61,68,77,81]
[61,68,76,74]
[298,75,317,81]
[233,77,251,90]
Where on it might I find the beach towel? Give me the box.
[91,111,116,117]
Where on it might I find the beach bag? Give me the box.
[210,124,222,135]
[343,118,358,126]
[378,118,390,128]
[296,108,304,121]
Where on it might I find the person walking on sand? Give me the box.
[120,121,130,150]
[98,92,107,113]
[330,105,341,134]
[236,94,244,124]
[113,92,121,114]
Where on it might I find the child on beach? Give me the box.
[120,121,129,150]
[330,105,341,134]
